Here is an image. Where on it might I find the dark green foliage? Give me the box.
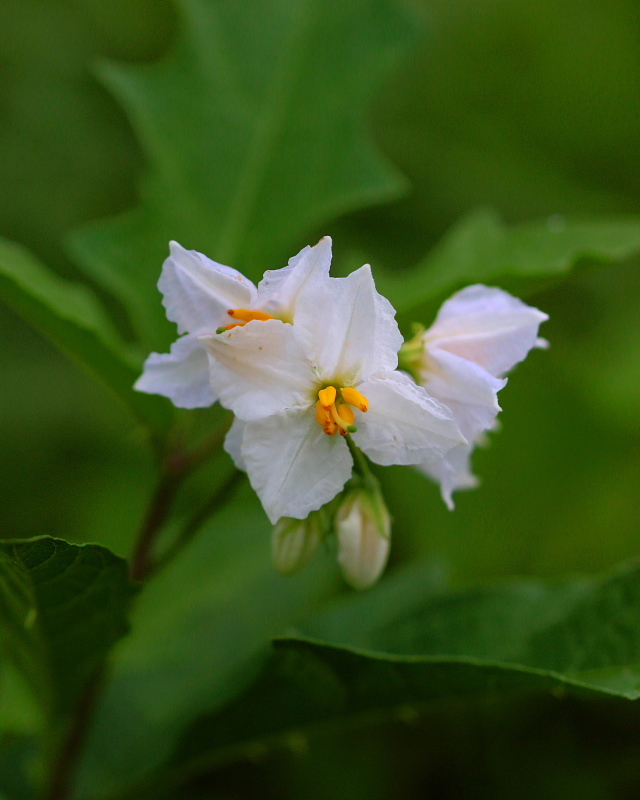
[0,0,640,798]
[145,560,640,796]
[0,538,136,717]
[69,0,423,351]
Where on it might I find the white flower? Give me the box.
[134,237,333,408]
[335,488,391,590]
[205,263,466,523]
[403,284,548,508]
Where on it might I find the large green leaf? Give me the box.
[68,0,422,351]
[130,559,640,796]
[0,238,172,438]
[74,487,338,798]
[0,537,136,719]
[377,208,640,322]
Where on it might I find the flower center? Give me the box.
[315,386,369,437]
[217,308,274,333]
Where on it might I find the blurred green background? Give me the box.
[2,0,640,797]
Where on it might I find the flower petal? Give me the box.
[203,319,317,420]
[417,440,479,511]
[353,371,465,467]
[425,284,548,378]
[295,265,402,385]
[134,334,215,408]
[423,346,505,411]
[241,407,353,523]
[223,417,247,471]
[256,236,332,321]
[159,241,257,335]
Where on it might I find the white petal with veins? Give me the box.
[134,334,215,408]
[241,407,353,523]
[415,284,548,505]
[295,265,402,385]
[353,371,465,467]
[203,319,318,420]
[425,284,548,377]
[256,237,332,320]
[159,241,257,335]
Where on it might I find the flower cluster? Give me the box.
[136,238,547,588]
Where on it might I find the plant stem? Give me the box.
[345,434,378,490]
[43,415,235,799]
[128,463,185,582]
[149,467,245,578]
[129,414,232,582]
[42,668,105,800]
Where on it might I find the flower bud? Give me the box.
[335,489,391,590]
[397,323,426,383]
[272,511,324,575]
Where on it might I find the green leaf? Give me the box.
[0,237,172,437]
[134,560,640,795]
[0,537,136,719]
[378,208,640,321]
[68,0,422,350]
[74,487,338,798]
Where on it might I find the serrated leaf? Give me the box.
[135,560,640,796]
[378,208,640,321]
[0,537,136,718]
[68,0,422,351]
[0,237,172,437]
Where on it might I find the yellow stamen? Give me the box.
[337,404,355,426]
[341,387,369,412]
[318,386,337,408]
[330,404,352,433]
[315,400,338,435]
[316,387,365,437]
[227,308,274,322]
[222,322,244,331]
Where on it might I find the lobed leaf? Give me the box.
[377,208,640,321]
[68,0,422,351]
[0,537,136,719]
[0,238,173,438]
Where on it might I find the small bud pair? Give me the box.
[272,483,391,590]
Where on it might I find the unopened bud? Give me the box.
[335,489,391,590]
[272,511,324,575]
[397,323,426,382]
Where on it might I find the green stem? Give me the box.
[345,435,378,490]
[129,414,233,582]
[41,667,106,800]
[42,414,237,799]
[149,468,245,578]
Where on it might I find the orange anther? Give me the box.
[318,386,337,408]
[315,401,337,436]
[341,387,369,412]
[227,308,274,322]
[336,404,355,426]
